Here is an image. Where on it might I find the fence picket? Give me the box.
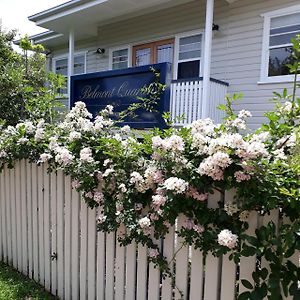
[64,176,72,300]
[44,167,51,291]
[115,229,126,300]
[10,167,17,268]
[4,166,11,265]
[239,211,258,294]
[87,208,96,300]
[20,160,28,275]
[26,163,33,278]
[80,200,88,300]
[136,244,148,300]
[96,229,106,300]
[105,232,116,299]
[57,170,65,298]
[50,172,58,295]
[32,164,39,281]
[71,189,80,300]
[0,168,5,261]
[15,162,22,270]
[38,165,45,285]
[190,248,204,300]
[125,241,137,300]
[148,237,161,300]
[175,215,189,300]
[161,226,175,300]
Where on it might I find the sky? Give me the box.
[0,0,68,38]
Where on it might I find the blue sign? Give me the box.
[70,63,172,129]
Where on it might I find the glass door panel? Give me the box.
[135,48,151,66]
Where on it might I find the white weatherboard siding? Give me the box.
[50,0,300,128]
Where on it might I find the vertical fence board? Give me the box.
[15,162,22,270]
[87,208,96,300]
[0,169,3,260]
[125,241,137,300]
[32,164,39,281]
[80,201,88,300]
[50,172,58,296]
[96,229,106,300]
[203,191,221,300]
[5,166,12,265]
[239,211,258,294]
[26,163,33,278]
[10,167,17,268]
[220,254,236,300]
[71,189,80,300]
[148,237,161,300]
[115,229,126,300]
[190,248,204,300]
[161,226,175,300]
[136,244,148,300]
[20,160,28,274]
[44,167,51,291]
[38,165,45,285]
[64,176,72,300]
[175,215,189,300]
[105,232,116,299]
[0,167,7,262]
[57,171,65,298]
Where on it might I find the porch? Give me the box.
[170,77,228,125]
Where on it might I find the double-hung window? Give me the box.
[110,47,130,70]
[175,32,203,79]
[261,6,300,82]
[54,53,86,95]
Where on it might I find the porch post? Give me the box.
[202,0,214,118]
[68,28,75,108]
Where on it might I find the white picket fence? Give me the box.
[0,160,298,300]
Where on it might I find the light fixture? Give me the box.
[212,23,219,31]
[96,48,105,54]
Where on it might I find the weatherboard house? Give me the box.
[28,0,300,128]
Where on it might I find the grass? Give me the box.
[0,261,57,299]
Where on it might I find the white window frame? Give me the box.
[109,45,131,70]
[260,4,300,84]
[174,29,204,80]
[52,51,87,96]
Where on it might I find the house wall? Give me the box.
[50,0,300,128]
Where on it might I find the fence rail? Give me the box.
[0,161,298,300]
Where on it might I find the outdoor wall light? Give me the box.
[96,48,105,54]
[212,23,219,31]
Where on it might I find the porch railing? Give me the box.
[170,77,229,126]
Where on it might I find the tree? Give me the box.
[0,28,65,126]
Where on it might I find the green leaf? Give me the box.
[241,279,253,290]
[238,291,251,300]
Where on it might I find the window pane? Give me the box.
[178,34,202,62]
[177,60,200,79]
[271,12,300,29]
[270,24,300,35]
[179,34,202,46]
[135,48,151,66]
[74,55,85,75]
[112,49,128,69]
[112,62,128,70]
[270,31,300,46]
[268,46,294,76]
[55,58,68,76]
[179,50,201,61]
[157,43,173,63]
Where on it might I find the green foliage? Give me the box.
[0,29,65,126]
[0,261,56,299]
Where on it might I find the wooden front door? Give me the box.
[132,38,174,66]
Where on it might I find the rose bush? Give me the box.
[0,35,299,300]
